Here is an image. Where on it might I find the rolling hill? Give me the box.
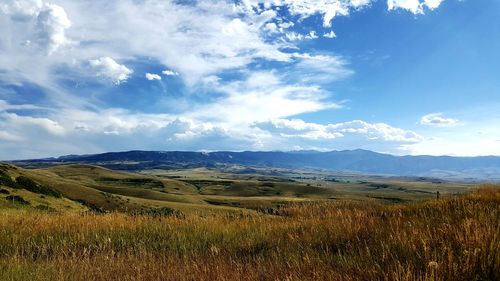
[1,161,474,214]
[12,150,500,180]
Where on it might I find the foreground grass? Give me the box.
[0,186,498,281]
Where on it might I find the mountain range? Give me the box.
[10,150,500,181]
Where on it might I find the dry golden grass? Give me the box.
[0,186,498,281]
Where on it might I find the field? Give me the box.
[0,163,498,280]
[0,162,475,215]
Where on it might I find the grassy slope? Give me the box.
[0,187,498,281]
[1,162,478,215]
[2,164,273,214]
[0,164,87,212]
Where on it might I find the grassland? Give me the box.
[0,186,498,281]
[0,163,497,280]
[1,162,474,215]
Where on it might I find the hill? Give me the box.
[0,163,87,212]
[12,150,500,180]
[1,162,474,214]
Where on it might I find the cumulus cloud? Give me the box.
[145,73,161,81]
[35,3,72,54]
[1,1,73,54]
[420,113,459,127]
[255,119,423,143]
[0,111,66,147]
[0,105,256,159]
[0,0,440,90]
[89,57,133,85]
[0,0,446,90]
[387,0,445,14]
[0,102,425,159]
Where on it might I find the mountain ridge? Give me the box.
[11,150,500,180]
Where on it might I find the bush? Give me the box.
[0,170,19,189]
[35,205,57,212]
[5,195,30,205]
[15,176,62,198]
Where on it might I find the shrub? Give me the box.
[0,170,19,189]
[35,205,57,212]
[5,195,30,205]
[15,176,62,198]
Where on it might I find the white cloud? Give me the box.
[286,31,322,41]
[254,119,343,140]
[387,0,445,14]
[264,0,372,28]
[162,70,179,76]
[145,73,161,81]
[35,3,72,54]
[250,9,277,28]
[191,85,335,125]
[0,0,43,19]
[330,120,423,142]
[0,105,257,159]
[323,31,337,38]
[0,130,22,141]
[286,32,305,41]
[0,100,46,111]
[0,112,66,137]
[1,1,73,54]
[0,0,292,89]
[424,0,445,10]
[255,119,423,143]
[306,31,318,39]
[0,103,426,159]
[420,113,459,127]
[189,70,342,124]
[263,22,278,34]
[0,0,440,91]
[401,137,500,156]
[89,57,133,85]
[291,53,354,83]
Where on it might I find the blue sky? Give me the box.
[1,0,499,159]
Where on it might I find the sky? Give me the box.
[1,0,499,160]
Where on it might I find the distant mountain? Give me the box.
[12,150,500,180]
